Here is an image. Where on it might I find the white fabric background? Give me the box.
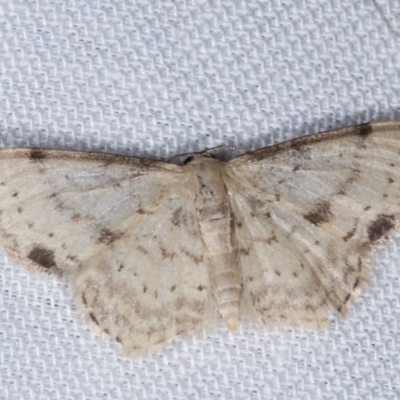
[1,0,400,399]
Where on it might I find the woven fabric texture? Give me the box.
[1,0,400,399]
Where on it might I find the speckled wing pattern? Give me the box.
[0,149,214,355]
[228,121,400,326]
[1,121,400,356]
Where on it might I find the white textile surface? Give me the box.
[1,0,400,399]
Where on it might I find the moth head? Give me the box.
[169,151,216,166]
[183,153,215,165]
[169,145,245,165]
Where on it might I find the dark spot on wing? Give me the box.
[89,312,99,326]
[355,123,372,138]
[274,270,281,276]
[388,177,394,184]
[153,336,167,345]
[364,205,371,211]
[343,293,351,304]
[71,213,83,221]
[304,201,331,225]
[27,245,56,269]
[367,213,395,243]
[343,226,356,241]
[118,263,124,272]
[97,228,124,245]
[353,278,360,289]
[240,247,249,256]
[197,285,205,291]
[171,207,183,226]
[29,149,47,161]
[137,245,149,255]
[143,285,147,293]
[160,245,174,259]
[357,257,362,271]
[12,192,18,197]
[171,285,176,292]
[17,207,23,213]
[182,248,203,264]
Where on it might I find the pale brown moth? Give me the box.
[1,121,400,356]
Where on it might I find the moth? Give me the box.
[1,121,399,356]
